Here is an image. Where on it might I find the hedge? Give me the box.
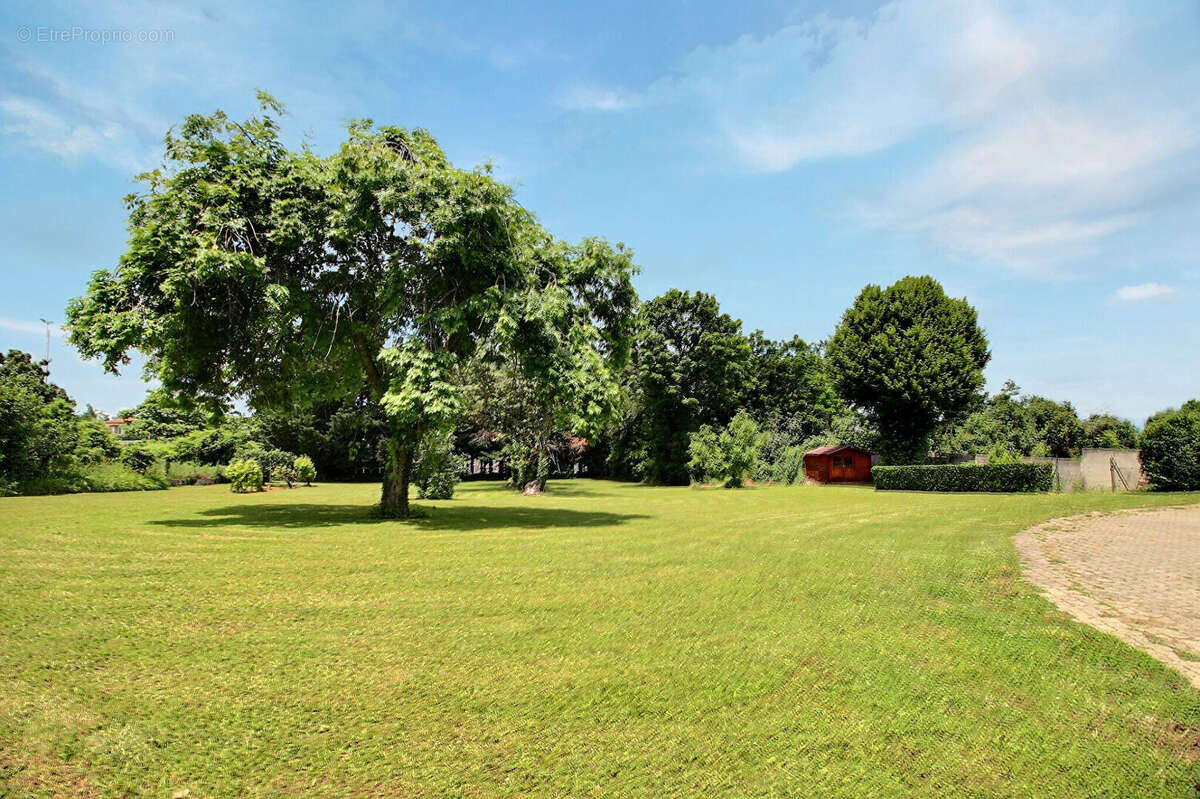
[872,462,1053,493]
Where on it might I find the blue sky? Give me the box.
[1,0,1197,423]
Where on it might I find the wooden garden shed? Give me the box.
[803,445,873,484]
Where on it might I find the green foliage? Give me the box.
[770,445,808,485]
[294,455,316,486]
[82,463,169,492]
[455,235,637,495]
[985,443,1021,464]
[827,276,990,463]
[872,463,1053,492]
[617,290,752,485]
[1139,408,1200,491]
[233,442,297,485]
[1081,414,1139,449]
[16,463,168,495]
[119,388,208,440]
[1024,396,1084,458]
[161,420,255,465]
[164,461,226,486]
[745,332,842,440]
[0,350,80,485]
[226,458,264,493]
[687,410,768,488]
[934,381,1098,460]
[253,398,386,481]
[119,444,156,474]
[65,95,636,517]
[1145,398,1200,429]
[413,429,460,499]
[74,416,121,465]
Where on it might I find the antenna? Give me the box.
[38,318,54,363]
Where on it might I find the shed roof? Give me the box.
[804,444,869,457]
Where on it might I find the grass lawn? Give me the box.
[2,481,1199,797]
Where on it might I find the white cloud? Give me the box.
[623,0,1200,272]
[0,95,150,172]
[0,316,50,336]
[0,316,66,336]
[1113,282,1177,302]
[559,86,642,112]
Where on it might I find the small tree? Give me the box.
[1140,408,1200,490]
[687,411,768,488]
[294,455,316,486]
[226,458,264,493]
[413,428,460,500]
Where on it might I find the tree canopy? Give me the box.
[66,94,636,516]
[827,276,990,463]
[616,289,751,485]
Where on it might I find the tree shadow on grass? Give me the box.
[150,503,648,531]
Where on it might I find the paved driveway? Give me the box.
[1016,506,1200,688]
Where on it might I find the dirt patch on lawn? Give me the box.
[1016,506,1200,688]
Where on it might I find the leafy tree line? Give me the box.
[0,350,151,494]
[43,94,1194,501]
[934,380,1142,460]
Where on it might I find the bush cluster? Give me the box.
[226,458,264,493]
[1139,409,1200,491]
[233,443,298,486]
[164,461,227,486]
[16,463,168,495]
[872,462,1053,493]
[687,411,768,488]
[769,445,807,485]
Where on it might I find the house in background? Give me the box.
[103,417,135,437]
[803,445,873,484]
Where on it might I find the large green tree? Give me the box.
[744,331,843,459]
[827,276,990,463]
[66,95,635,516]
[616,290,751,485]
[457,237,638,492]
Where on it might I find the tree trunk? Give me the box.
[380,436,412,518]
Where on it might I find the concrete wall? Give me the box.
[973,448,1143,492]
[1080,448,1142,491]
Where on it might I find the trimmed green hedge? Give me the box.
[873,462,1053,493]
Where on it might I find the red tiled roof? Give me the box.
[804,444,869,457]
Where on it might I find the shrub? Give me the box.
[294,455,316,486]
[164,461,226,486]
[120,444,156,474]
[226,458,264,493]
[233,442,296,484]
[770,445,808,485]
[74,417,121,464]
[84,463,169,492]
[1140,409,1200,491]
[415,431,460,499]
[872,462,1052,493]
[18,463,167,495]
[687,411,769,488]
